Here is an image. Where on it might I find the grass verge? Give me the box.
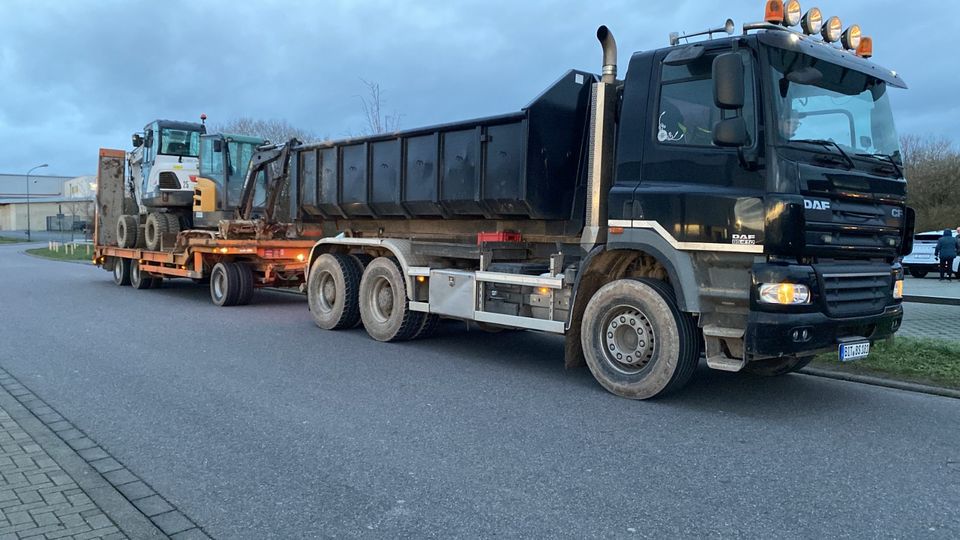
[812,337,960,390]
[0,236,23,244]
[25,246,94,263]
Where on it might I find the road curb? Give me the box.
[20,249,94,266]
[0,367,211,539]
[799,367,960,399]
[903,294,960,306]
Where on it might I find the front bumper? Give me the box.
[745,304,903,359]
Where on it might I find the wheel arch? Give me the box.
[306,238,429,297]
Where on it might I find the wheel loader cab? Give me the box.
[193,133,268,227]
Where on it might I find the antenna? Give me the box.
[670,19,735,46]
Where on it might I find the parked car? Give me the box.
[902,230,959,278]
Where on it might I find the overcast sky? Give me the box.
[0,0,955,176]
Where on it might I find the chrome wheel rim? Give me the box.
[601,305,656,374]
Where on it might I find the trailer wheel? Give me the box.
[235,263,255,306]
[210,262,241,307]
[581,278,699,400]
[743,355,813,377]
[129,260,154,290]
[116,215,139,248]
[144,213,167,251]
[359,257,423,342]
[308,253,362,329]
[112,258,131,286]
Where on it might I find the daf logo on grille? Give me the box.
[891,208,903,218]
[804,199,831,211]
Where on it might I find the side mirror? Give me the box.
[131,134,143,148]
[713,117,748,147]
[713,53,744,110]
[213,140,223,153]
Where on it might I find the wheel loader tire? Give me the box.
[129,260,153,290]
[743,355,813,377]
[358,257,423,342]
[581,278,700,400]
[308,253,362,330]
[144,213,166,251]
[112,258,130,286]
[210,262,241,307]
[235,263,255,306]
[116,215,139,248]
[162,213,182,245]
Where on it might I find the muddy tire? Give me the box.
[581,278,700,400]
[112,258,130,286]
[743,355,813,377]
[210,262,241,307]
[308,253,362,330]
[116,215,139,248]
[235,263,255,306]
[359,257,423,342]
[144,213,167,251]
[410,314,440,340]
[162,213,182,245]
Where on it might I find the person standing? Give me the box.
[934,229,958,281]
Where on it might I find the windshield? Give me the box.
[159,128,201,157]
[768,48,901,161]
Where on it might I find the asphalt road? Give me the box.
[1,244,958,538]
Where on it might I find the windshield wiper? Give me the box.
[856,152,903,177]
[791,139,856,169]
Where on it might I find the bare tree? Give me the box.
[357,79,401,135]
[210,117,317,145]
[900,135,960,232]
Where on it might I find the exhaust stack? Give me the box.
[597,26,618,84]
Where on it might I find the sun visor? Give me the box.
[758,31,907,89]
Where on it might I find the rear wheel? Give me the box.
[210,262,241,307]
[129,260,154,290]
[162,213,182,241]
[116,215,139,248]
[112,258,130,286]
[743,355,813,376]
[235,263,255,306]
[581,278,699,400]
[308,253,362,330]
[144,213,166,251]
[908,269,927,278]
[358,257,423,342]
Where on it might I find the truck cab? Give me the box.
[129,119,205,209]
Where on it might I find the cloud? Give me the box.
[0,0,955,176]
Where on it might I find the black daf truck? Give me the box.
[238,4,911,399]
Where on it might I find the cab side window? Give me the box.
[656,52,756,147]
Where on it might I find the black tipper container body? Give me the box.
[292,70,596,222]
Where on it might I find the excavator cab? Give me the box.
[193,133,268,228]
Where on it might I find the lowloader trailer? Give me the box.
[94,148,316,306]
[277,4,912,399]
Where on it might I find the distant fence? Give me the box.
[45,216,89,232]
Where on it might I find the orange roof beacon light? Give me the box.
[764,0,784,24]
[821,15,843,43]
[856,36,873,58]
[783,0,803,26]
[800,7,822,34]
[841,24,862,50]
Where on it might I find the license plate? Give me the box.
[839,341,870,362]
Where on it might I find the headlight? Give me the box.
[893,279,904,300]
[759,283,812,305]
[783,0,802,26]
[821,16,842,43]
[841,25,861,50]
[801,8,822,34]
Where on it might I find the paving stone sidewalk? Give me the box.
[0,368,208,540]
[0,409,125,539]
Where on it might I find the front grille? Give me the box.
[820,271,891,317]
[158,172,181,189]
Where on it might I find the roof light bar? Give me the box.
[841,24,861,50]
[783,1,802,26]
[800,8,822,34]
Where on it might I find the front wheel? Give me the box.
[581,278,700,400]
[742,355,813,377]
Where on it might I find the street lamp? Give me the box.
[25,163,48,242]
